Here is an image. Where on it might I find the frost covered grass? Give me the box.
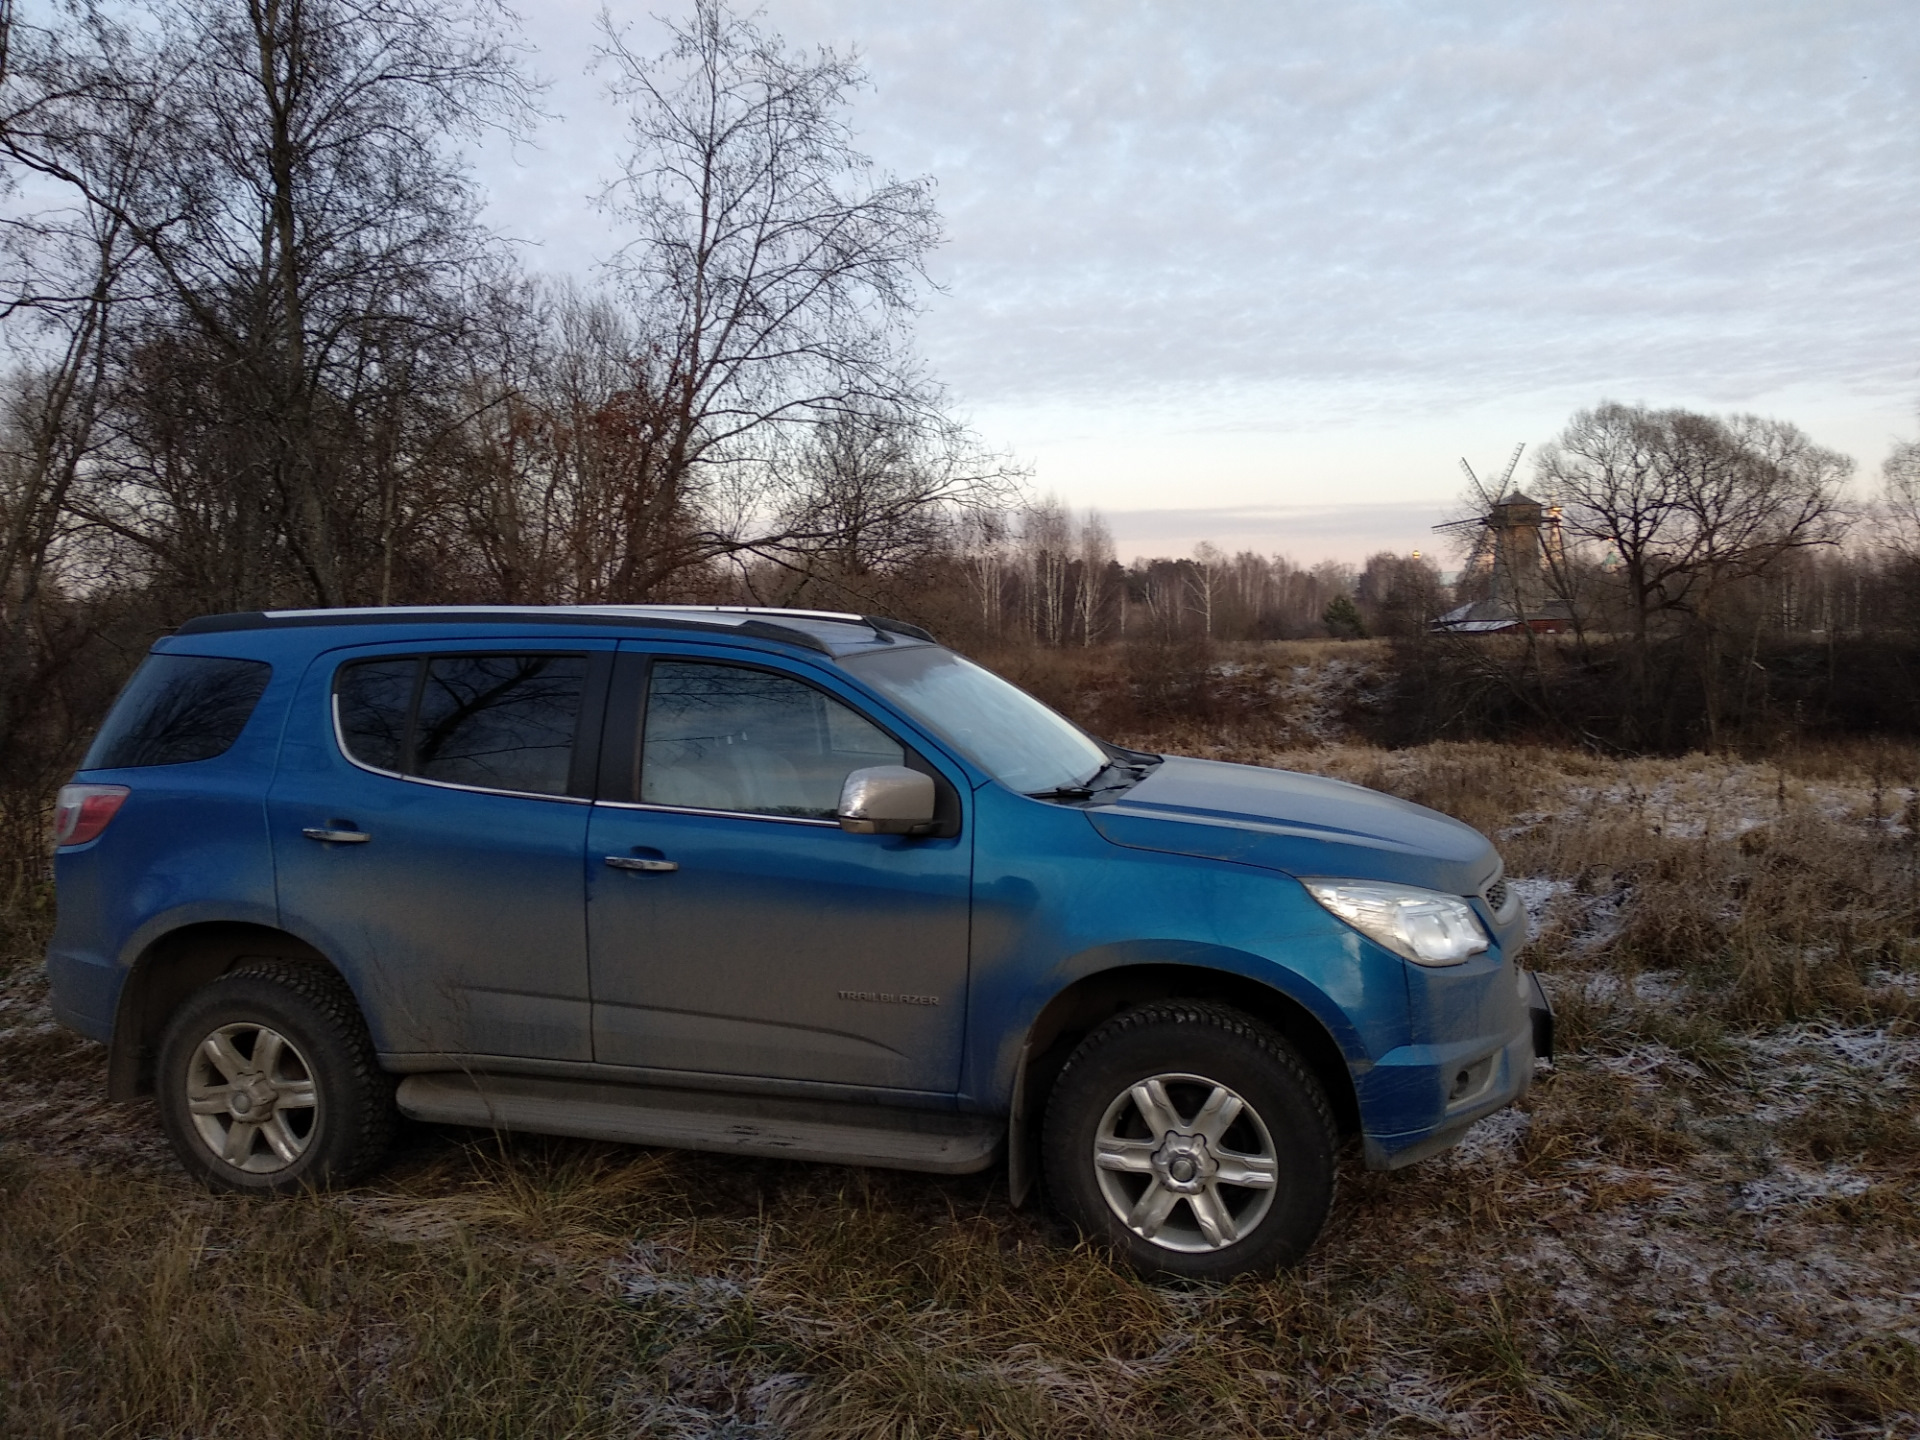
[3,738,1920,1437]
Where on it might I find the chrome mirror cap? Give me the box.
[838,766,936,834]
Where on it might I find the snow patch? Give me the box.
[1736,1162,1872,1213]
[1594,1042,1707,1085]
[1576,971,1691,1007]
[1507,876,1569,943]
[1448,1107,1532,1166]
[1281,658,1384,744]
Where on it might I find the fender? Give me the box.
[986,936,1375,1114]
[104,911,333,1099]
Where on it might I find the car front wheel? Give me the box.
[1041,1001,1337,1279]
[156,961,396,1193]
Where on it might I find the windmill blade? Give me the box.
[1497,442,1525,492]
[1459,457,1482,490]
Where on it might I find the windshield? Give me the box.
[843,646,1108,794]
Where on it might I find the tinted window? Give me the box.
[85,654,272,769]
[413,655,587,795]
[642,662,904,818]
[335,659,418,772]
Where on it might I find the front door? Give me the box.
[586,651,971,1092]
[269,641,610,1061]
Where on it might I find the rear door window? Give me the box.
[334,653,590,797]
[640,661,904,818]
[85,654,272,769]
[415,655,588,794]
[335,659,416,773]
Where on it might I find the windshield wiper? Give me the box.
[1025,761,1150,803]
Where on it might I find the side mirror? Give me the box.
[838,765,936,835]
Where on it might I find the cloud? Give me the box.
[483,1,1920,409]
[470,0,1919,547]
[791,0,1920,410]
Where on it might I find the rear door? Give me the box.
[585,645,972,1093]
[269,639,611,1061]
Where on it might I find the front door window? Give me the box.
[641,661,903,817]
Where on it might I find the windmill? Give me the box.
[1430,444,1569,631]
[1433,442,1527,574]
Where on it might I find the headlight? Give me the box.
[1301,879,1490,966]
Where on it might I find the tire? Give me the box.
[1041,1001,1337,1280]
[156,960,397,1194]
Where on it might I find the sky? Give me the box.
[482,2,1918,563]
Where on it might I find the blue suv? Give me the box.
[46,606,1550,1278]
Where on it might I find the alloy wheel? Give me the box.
[1091,1071,1280,1253]
[184,1021,320,1174]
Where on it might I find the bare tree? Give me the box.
[743,407,1021,604]
[1680,413,1853,611]
[1133,560,1186,642]
[2,0,533,610]
[1187,541,1223,638]
[1536,403,1849,641]
[592,0,945,599]
[1074,511,1114,645]
[1534,401,1850,745]
[0,8,153,838]
[958,508,1012,639]
[1883,411,1920,563]
[1356,550,1443,637]
[1019,498,1072,645]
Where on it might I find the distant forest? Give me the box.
[1,0,1917,883]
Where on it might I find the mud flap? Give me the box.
[1526,970,1555,1065]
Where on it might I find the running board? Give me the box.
[395,1073,1003,1175]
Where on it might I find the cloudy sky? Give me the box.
[484,0,1918,564]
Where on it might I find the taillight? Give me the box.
[53,784,130,847]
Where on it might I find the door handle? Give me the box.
[303,827,371,844]
[605,855,678,873]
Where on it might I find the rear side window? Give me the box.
[334,653,589,797]
[85,654,272,769]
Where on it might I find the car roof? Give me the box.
[171,605,936,659]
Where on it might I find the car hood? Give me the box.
[1085,755,1499,896]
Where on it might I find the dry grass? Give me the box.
[5,731,1920,1437]
[979,638,1393,758]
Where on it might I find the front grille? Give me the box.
[1484,878,1510,915]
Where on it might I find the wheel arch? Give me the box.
[1005,962,1362,1207]
[107,922,344,1100]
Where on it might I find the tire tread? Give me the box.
[233,959,396,1182]
[1041,999,1338,1277]
[161,959,396,1190]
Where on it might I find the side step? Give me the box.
[395,1072,1004,1176]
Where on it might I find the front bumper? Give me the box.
[1359,967,1554,1171]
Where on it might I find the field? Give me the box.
[3,660,1919,1437]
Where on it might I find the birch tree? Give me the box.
[593,0,946,599]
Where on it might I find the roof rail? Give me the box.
[172,608,838,654]
[637,604,936,645]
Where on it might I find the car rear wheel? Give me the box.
[156,961,396,1193]
[1041,1001,1337,1279]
